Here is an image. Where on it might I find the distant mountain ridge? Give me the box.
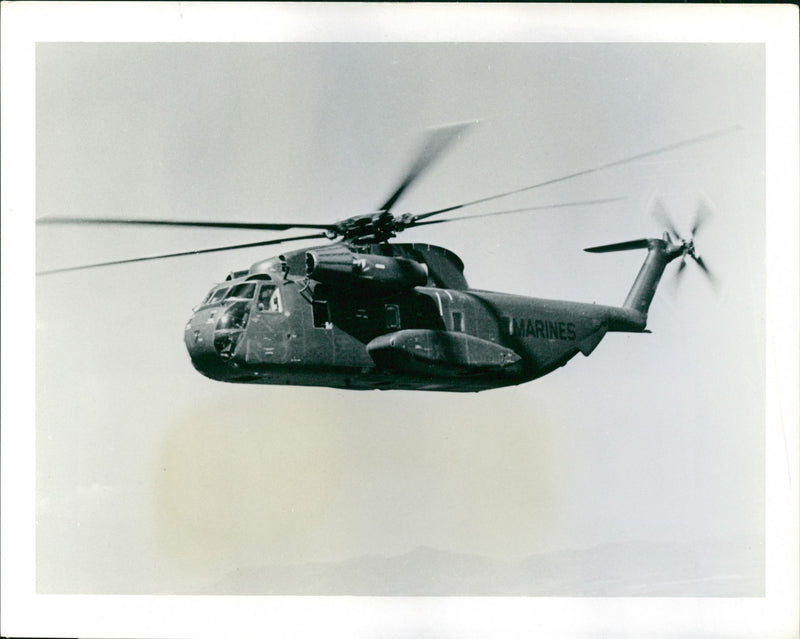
[202,537,763,596]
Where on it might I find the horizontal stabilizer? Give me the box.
[584,239,649,253]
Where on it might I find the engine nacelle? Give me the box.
[305,245,428,290]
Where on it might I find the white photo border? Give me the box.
[1,3,797,638]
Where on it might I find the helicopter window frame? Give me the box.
[207,287,230,305]
[452,311,464,332]
[225,282,257,300]
[257,285,283,313]
[213,300,252,359]
[384,304,401,330]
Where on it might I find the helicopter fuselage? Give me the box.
[183,243,647,392]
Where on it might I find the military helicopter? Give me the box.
[37,123,723,392]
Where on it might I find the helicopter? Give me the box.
[37,123,723,392]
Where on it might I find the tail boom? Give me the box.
[622,238,678,315]
[585,235,685,331]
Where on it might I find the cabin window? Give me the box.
[452,311,463,332]
[384,304,401,329]
[226,282,257,300]
[313,300,331,328]
[502,316,512,335]
[257,285,282,313]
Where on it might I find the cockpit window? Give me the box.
[207,287,229,304]
[226,282,257,300]
[200,288,215,304]
[257,285,283,313]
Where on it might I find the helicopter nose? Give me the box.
[183,310,219,364]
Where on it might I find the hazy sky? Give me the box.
[34,41,765,594]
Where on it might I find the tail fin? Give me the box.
[585,235,682,318]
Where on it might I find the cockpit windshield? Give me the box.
[225,282,257,300]
[199,281,277,310]
[205,287,229,305]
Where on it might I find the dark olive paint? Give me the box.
[183,237,684,392]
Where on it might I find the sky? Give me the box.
[31,41,768,595]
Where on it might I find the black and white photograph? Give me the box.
[2,3,797,638]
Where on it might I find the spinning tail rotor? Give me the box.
[585,199,717,289]
[584,199,718,320]
[652,199,717,290]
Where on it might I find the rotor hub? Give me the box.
[335,210,405,244]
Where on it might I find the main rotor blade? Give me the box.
[377,121,474,214]
[36,232,328,276]
[36,216,336,232]
[411,197,624,229]
[411,125,741,223]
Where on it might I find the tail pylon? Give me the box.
[584,200,716,325]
